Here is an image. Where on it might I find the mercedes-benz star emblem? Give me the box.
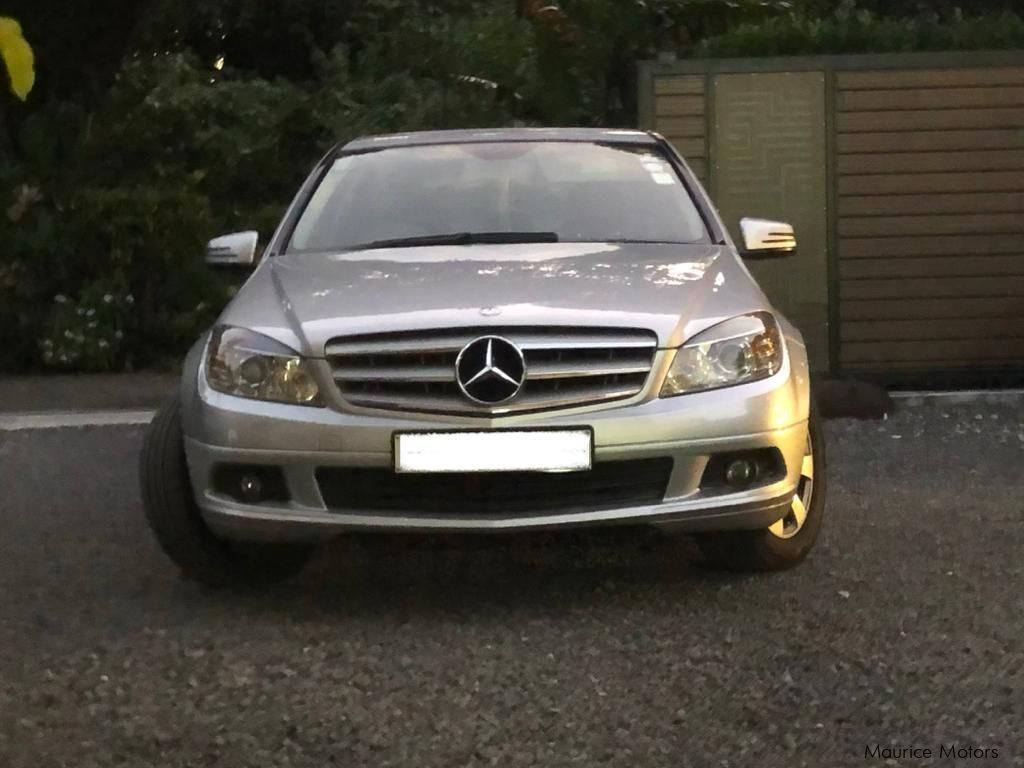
[455,336,526,405]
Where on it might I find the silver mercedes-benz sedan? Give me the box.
[140,128,825,586]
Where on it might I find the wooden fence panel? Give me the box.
[651,74,708,184]
[644,54,1024,380]
[836,65,1024,373]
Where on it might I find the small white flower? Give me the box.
[76,308,86,316]
[86,308,96,317]
[98,340,110,349]
[54,294,67,304]
[103,294,113,304]
[88,320,98,329]
[59,354,68,362]
[43,350,53,361]
[42,339,53,348]
[115,330,124,339]
[125,294,135,305]
[64,330,74,340]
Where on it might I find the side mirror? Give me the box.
[739,218,797,259]
[206,231,259,269]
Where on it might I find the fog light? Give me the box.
[700,449,783,493]
[212,464,290,504]
[725,459,757,487]
[239,474,263,502]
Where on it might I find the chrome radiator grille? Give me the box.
[325,327,658,416]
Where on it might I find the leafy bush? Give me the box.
[0,173,228,372]
[39,280,132,371]
[79,54,320,231]
[0,177,65,371]
[62,184,227,370]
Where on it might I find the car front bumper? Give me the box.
[181,348,811,542]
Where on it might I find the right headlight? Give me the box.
[660,312,783,397]
[205,326,322,406]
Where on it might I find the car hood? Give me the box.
[221,242,772,356]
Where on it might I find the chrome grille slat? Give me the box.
[518,339,656,351]
[325,337,468,356]
[324,330,657,358]
[326,327,657,416]
[334,365,454,383]
[527,360,652,380]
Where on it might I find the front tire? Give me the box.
[139,395,313,587]
[695,403,827,572]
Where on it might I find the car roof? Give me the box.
[340,127,659,153]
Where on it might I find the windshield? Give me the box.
[287,141,709,253]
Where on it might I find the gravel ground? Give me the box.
[1,403,1022,767]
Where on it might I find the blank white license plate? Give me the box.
[394,430,593,474]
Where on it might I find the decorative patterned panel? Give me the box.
[711,72,830,372]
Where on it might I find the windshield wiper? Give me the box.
[345,231,559,252]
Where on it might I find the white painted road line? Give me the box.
[0,410,156,432]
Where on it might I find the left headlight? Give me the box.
[206,326,322,406]
[661,312,783,397]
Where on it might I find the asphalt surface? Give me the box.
[1,403,1022,767]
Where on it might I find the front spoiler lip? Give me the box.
[198,489,796,542]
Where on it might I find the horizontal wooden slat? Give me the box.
[839,170,1024,196]
[664,137,705,159]
[841,275,1024,300]
[840,254,1024,280]
[654,75,705,97]
[838,149,1024,174]
[840,191,1024,217]
[841,296,1024,321]
[685,158,707,180]
[838,107,1024,133]
[838,68,1024,91]
[838,129,1024,154]
[840,234,1024,259]
[655,95,705,118]
[840,212,1024,237]
[839,213,1024,237]
[841,338,1024,364]
[840,86,1024,112]
[842,359,1023,372]
[841,317,1024,343]
[654,116,705,139]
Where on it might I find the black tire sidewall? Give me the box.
[139,395,311,587]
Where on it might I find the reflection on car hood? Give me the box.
[220,243,772,356]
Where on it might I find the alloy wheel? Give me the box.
[768,433,814,540]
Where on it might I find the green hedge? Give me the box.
[2,180,226,372]
[696,10,1024,57]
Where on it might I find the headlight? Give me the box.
[661,312,783,397]
[206,326,322,406]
